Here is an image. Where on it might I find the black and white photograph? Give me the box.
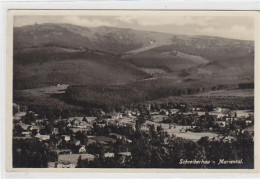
[8,10,257,170]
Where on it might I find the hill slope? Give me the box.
[13,47,149,89]
[121,35,253,74]
[13,23,254,90]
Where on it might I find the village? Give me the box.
[12,102,254,168]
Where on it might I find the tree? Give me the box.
[82,116,88,122]
[13,124,22,136]
[157,125,163,133]
[23,111,35,124]
[76,155,83,168]
[75,131,88,144]
[13,138,58,168]
[31,129,38,136]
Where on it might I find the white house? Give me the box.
[79,145,86,154]
[35,133,50,141]
[104,152,115,158]
[62,135,71,141]
[246,120,253,125]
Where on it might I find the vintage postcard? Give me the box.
[5,10,260,172]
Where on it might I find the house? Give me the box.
[197,111,206,116]
[29,125,45,132]
[125,110,132,117]
[73,140,81,146]
[119,152,131,157]
[20,123,31,131]
[52,128,59,135]
[182,112,193,116]
[21,131,31,136]
[227,111,236,118]
[21,131,31,138]
[209,136,222,142]
[119,152,132,163]
[35,118,48,123]
[62,135,71,141]
[67,122,72,128]
[131,111,137,116]
[209,111,226,119]
[125,138,132,143]
[109,133,132,143]
[223,136,236,143]
[246,120,253,125]
[150,111,160,115]
[57,161,75,168]
[169,109,180,115]
[112,113,123,120]
[109,133,123,140]
[13,136,31,140]
[146,104,151,111]
[232,117,238,121]
[244,126,254,136]
[13,116,22,121]
[35,133,50,141]
[225,118,232,122]
[160,109,169,115]
[214,107,223,113]
[104,152,115,158]
[196,107,204,111]
[136,111,141,116]
[68,117,83,122]
[215,121,226,128]
[13,111,27,121]
[140,124,149,131]
[79,145,86,154]
[96,123,106,127]
[72,120,92,129]
[100,110,106,116]
[27,111,39,118]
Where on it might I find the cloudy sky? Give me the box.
[14,14,254,40]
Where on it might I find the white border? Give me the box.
[1,1,260,179]
[0,0,260,10]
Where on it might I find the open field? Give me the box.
[58,154,95,164]
[23,84,69,95]
[195,89,253,97]
[144,120,221,141]
[233,110,254,118]
[151,115,167,123]
[117,117,136,125]
[170,130,220,141]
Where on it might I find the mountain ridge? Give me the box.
[14,23,254,42]
[13,23,254,90]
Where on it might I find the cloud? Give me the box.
[60,16,117,27]
[116,15,214,27]
[116,15,136,24]
[14,15,254,40]
[197,25,254,40]
[14,16,117,27]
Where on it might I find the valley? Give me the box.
[13,23,254,115]
[12,22,255,169]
